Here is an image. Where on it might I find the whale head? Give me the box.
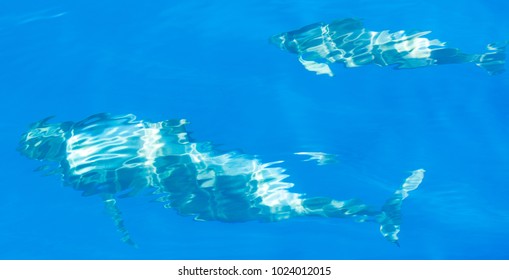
[269,33,287,50]
[18,117,70,162]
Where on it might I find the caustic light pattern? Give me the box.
[271,18,507,76]
[18,114,425,246]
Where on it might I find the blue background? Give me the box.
[1,0,508,259]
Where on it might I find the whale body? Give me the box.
[18,113,424,246]
[270,18,507,76]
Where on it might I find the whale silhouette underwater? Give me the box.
[270,18,507,76]
[19,19,506,248]
[19,114,424,247]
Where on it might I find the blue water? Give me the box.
[1,0,508,259]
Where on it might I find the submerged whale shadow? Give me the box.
[18,113,425,247]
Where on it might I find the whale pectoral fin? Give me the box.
[103,195,137,247]
[298,55,334,76]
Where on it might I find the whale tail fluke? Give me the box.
[476,41,508,75]
[298,169,425,245]
[376,169,425,245]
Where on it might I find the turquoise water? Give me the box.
[1,0,508,259]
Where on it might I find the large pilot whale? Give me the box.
[18,113,424,246]
[270,18,507,76]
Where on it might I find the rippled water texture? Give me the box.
[1,0,509,259]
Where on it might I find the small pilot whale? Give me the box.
[294,151,338,165]
[18,113,425,246]
[270,18,507,76]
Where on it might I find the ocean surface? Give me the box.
[1,0,508,260]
